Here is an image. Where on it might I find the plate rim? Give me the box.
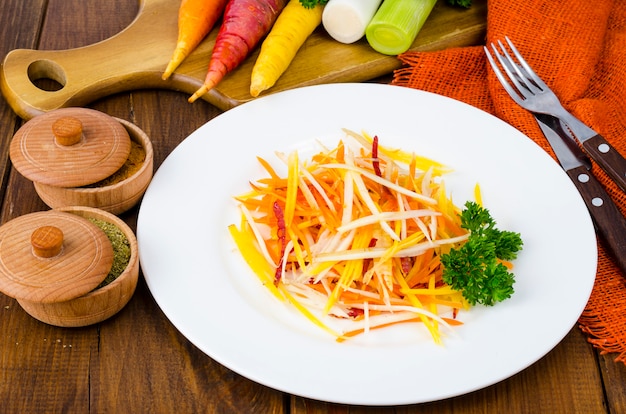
[137,83,597,405]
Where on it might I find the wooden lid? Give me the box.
[0,210,114,303]
[10,107,131,187]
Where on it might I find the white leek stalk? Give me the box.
[322,0,383,44]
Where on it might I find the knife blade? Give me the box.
[556,119,592,170]
[535,113,626,275]
[554,111,626,193]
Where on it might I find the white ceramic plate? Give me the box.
[137,83,597,405]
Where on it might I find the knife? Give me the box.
[534,113,626,275]
[556,111,626,194]
[556,119,592,170]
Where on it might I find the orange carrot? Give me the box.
[188,0,288,103]
[162,0,229,80]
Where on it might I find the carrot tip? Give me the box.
[249,87,262,98]
[163,47,189,80]
[249,77,271,98]
[188,86,208,103]
[162,64,175,80]
[189,76,218,103]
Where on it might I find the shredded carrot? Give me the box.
[230,128,474,343]
[474,183,483,206]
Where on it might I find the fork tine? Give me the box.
[483,45,525,105]
[492,40,542,98]
[503,37,549,90]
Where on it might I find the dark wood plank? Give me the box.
[0,176,91,413]
[1,1,624,413]
[599,353,626,414]
[89,264,286,413]
[0,299,97,413]
[0,0,47,201]
[0,1,286,412]
[291,328,606,413]
[88,88,286,412]
[37,0,285,412]
[40,0,135,49]
[0,1,122,413]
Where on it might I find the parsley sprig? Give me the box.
[441,201,523,306]
[298,0,329,8]
[446,0,472,8]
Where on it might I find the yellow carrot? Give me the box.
[249,0,325,97]
[162,0,229,80]
[228,223,283,299]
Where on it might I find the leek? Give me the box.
[365,0,437,55]
[322,0,383,44]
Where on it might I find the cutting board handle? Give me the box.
[1,0,487,119]
[0,0,209,120]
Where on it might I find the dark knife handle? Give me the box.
[567,165,626,275]
[582,134,626,193]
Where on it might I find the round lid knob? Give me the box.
[51,116,83,146]
[31,226,64,258]
[0,211,114,303]
[9,108,131,188]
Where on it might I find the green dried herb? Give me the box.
[88,218,131,289]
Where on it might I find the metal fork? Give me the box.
[485,37,626,193]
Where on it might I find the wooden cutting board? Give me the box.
[0,0,486,120]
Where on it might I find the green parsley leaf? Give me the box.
[446,0,472,8]
[298,0,329,8]
[441,201,523,306]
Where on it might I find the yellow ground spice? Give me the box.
[85,139,146,188]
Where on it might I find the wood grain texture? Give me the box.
[581,134,626,194]
[0,0,487,119]
[16,207,140,328]
[290,328,606,413]
[0,0,47,203]
[0,210,113,302]
[88,90,287,414]
[10,108,131,187]
[601,353,626,414]
[1,1,625,413]
[1,1,286,412]
[565,165,626,275]
[33,117,155,215]
[0,303,96,413]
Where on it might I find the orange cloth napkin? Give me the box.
[392,0,626,363]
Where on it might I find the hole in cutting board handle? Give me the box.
[27,59,66,92]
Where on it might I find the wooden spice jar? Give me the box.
[0,206,139,327]
[10,107,153,215]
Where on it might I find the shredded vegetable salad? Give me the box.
[228,129,517,344]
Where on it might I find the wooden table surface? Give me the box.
[1,1,625,413]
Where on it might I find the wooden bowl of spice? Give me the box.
[10,108,153,215]
[0,206,139,327]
